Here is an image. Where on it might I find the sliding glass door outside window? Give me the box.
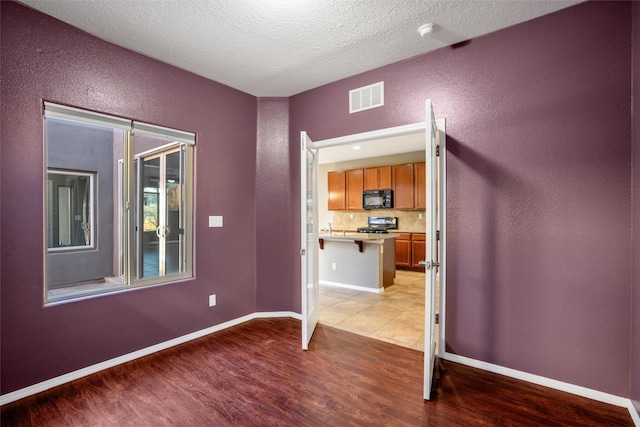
[133,142,187,281]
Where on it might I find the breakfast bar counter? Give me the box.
[318,233,396,293]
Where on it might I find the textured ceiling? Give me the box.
[19,0,581,97]
[319,132,425,164]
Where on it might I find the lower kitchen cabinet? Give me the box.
[394,233,412,268]
[411,233,426,269]
[392,232,426,271]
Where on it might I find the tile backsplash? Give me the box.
[328,209,426,232]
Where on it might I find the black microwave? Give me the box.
[362,189,393,210]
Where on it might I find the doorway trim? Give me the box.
[312,122,426,149]
[312,120,447,357]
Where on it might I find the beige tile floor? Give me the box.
[319,270,428,351]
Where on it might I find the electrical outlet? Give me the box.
[209,294,216,307]
[332,262,337,270]
[349,214,354,219]
[419,213,423,220]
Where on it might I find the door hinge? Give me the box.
[300,249,306,256]
[436,230,440,241]
[435,313,439,324]
[436,145,440,156]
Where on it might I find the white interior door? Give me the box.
[424,99,439,400]
[301,131,319,350]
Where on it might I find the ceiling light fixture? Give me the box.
[352,145,361,150]
[418,23,434,37]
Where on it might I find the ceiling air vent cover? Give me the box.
[349,81,384,114]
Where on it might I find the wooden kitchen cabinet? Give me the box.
[378,166,392,189]
[327,171,346,210]
[393,233,412,268]
[346,169,364,210]
[364,166,392,190]
[392,232,426,271]
[414,162,426,209]
[393,164,414,209]
[364,168,378,190]
[411,233,426,270]
[329,161,422,211]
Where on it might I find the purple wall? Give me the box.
[291,1,632,397]
[256,98,296,311]
[2,0,637,404]
[632,1,640,416]
[1,2,259,394]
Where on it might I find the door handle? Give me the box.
[425,261,440,270]
[156,225,168,238]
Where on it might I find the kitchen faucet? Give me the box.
[328,222,333,235]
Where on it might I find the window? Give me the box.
[47,170,94,250]
[44,103,194,302]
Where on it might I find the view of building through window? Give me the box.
[47,170,94,250]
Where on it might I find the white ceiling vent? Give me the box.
[349,81,384,114]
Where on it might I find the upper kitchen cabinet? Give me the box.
[364,166,392,190]
[328,171,346,210]
[414,162,426,209]
[364,168,377,190]
[346,169,364,210]
[378,166,392,189]
[393,163,414,209]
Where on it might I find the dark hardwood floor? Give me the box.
[1,318,633,426]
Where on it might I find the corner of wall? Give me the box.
[631,0,640,418]
[255,98,297,312]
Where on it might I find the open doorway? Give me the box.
[315,133,427,351]
[301,102,446,400]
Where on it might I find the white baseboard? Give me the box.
[319,280,383,293]
[442,352,639,425]
[0,311,300,406]
[628,400,640,426]
[255,311,302,320]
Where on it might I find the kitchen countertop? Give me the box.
[320,229,425,234]
[319,232,397,241]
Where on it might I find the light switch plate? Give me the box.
[209,294,216,307]
[209,216,223,227]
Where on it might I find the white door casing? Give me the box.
[300,113,447,398]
